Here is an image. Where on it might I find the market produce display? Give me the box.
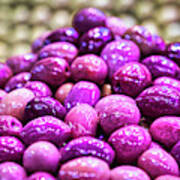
[0,7,180,180]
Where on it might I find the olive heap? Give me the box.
[0,7,180,180]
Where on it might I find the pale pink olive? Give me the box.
[65,104,98,138]
[110,165,150,180]
[155,175,180,180]
[138,148,179,178]
[0,89,6,101]
[0,162,27,180]
[0,88,35,121]
[58,156,110,180]
[27,172,56,180]
[23,141,60,173]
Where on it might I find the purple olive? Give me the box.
[0,63,12,88]
[112,62,152,97]
[27,172,56,180]
[24,81,52,97]
[0,115,22,137]
[155,175,180,180]
[79,26,113,54]
[0,136,24,162]
[101,39,140,78]
[64,81,100,111]
[108,125,151,164]
[6,53,37,74]
[166,42,180,63]
[136,85,180,117]
[71,54,108,84]
[0,162,27,180]
[23,141,60,173]
[171,141,180,165]
[72,7,106,34]
[44,27,79,45]
[38,42,78,64]
[142,55,180,79]
[21,116,71,146]
[24,96,66,121]
[31,57,70,87]
[4,72,31,92]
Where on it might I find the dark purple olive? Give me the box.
[4,72,31,92]
[6,53,37,74]
[171,141,180,165]
[79,26,113,54]
[44,27,79,45]
[72,7,106,34]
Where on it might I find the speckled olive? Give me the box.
[79,26,113,54]
[0,162,27,180]
[142,55,180,79]
[0,89,6,101]
[4,72,31,92]
[65,104,98,138]
[44,27,79,45]
[138,148,179,178]
[21,116,71,146]
[155,175,180,180]
[101,40,140,78]
[24,96,66,121]
[0,63,12,88]
[0,88,35,120]
[38,42,78,64]
[166,42,180,63]
[72,7,106,34]
[136,85,180,117]
[31,57,70,87]
[108,125,151,164]
[0,115,22,136]
[60,136,115,164]
[6,53,37,74]
[105,16,127,37]
[110,165,150,180]
[112,62,152,97]
[150,116,180,148]
[23,141,60,173]
[27,172,56,180]
[58,156,110,180]
[0,136,24,162]
[171,141,180,165]
[64,81,100,111]
[71,54,108,84]
[55,83,74,104]
[24,81,52,97]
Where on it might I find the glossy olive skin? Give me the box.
[4,72,31,92]
[60,136,115,164]
[31,57,70,87]
[138,148,179,178]
[38,42,78,64]
[23,141,60,173]
[142,55,180,79]
[171,141,180,165]
[21,116,71,146]
[108,125,151,164]
[0,136,24,162]
[150,116,180,148]
[112,62,152,97]
[27,172,56,180]
[24,96,66,121]
[58,156,110,180]
[6,53,37,74]
[105,16,127,37]
[0,162,27,180]
[0,115,22,137]
[71,54,108,84]
[24,81,52,97]
[0,63,12,88]
[0,89,6,101]
[110,166,150,180]
[64,81,100,111]
[44,27,79,45]
[79,26,113,54]
[101,40,140,78]
[166,42,180,63]
[72,7,106,34]
[136,85,180,118]
[65,104,98,138]
[155,175,180,180]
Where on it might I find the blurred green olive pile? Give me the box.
[0,0,179,61]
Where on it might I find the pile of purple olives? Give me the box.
[0,7,180,180]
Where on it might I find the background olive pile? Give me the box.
[0,0,179,61]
